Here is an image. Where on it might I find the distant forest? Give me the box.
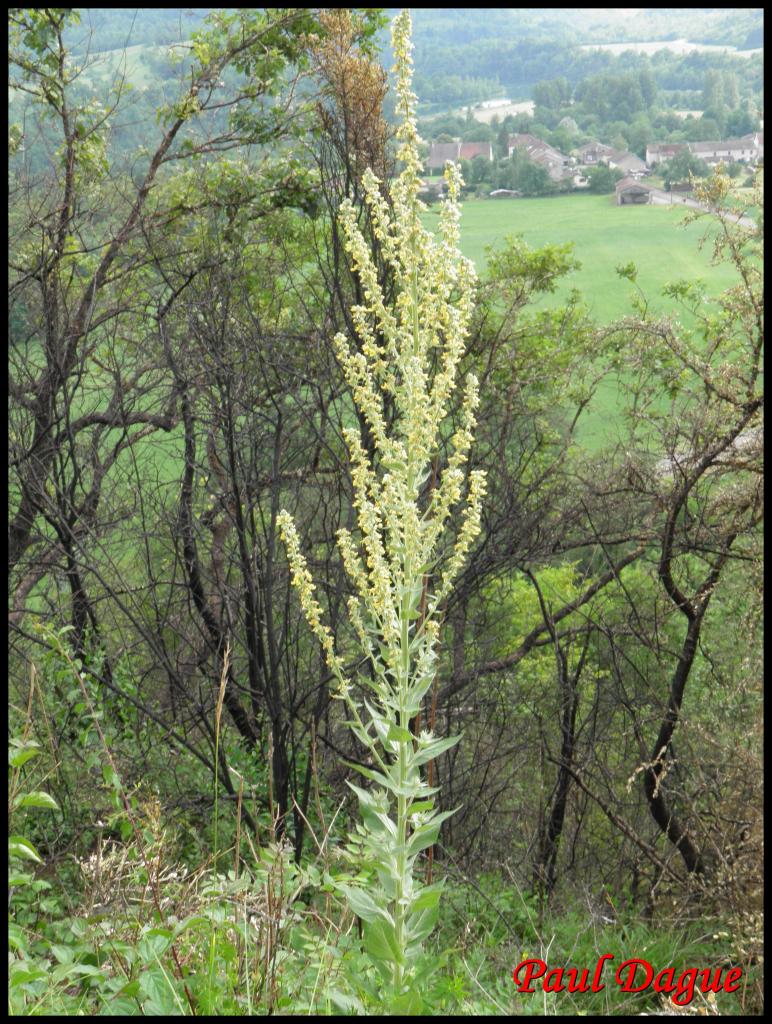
[406,9,763,110]
[10,7,750,194]
[64,7,764,112]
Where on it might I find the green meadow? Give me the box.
[434,193,740,324]
[432,193,744,448]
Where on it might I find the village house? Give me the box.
[689,133,763,165]
[645,142,689,166]
[477,98,513,110]
[425,140,493,173]
[646,133,763,168]
[751,130,764,158]
[575,141,647,177]
[426,141,461,173]
[606,149,648,177]
[459,141,494,162]
[615,177,653,205]
[508,133,572,182]
[576,140,615,165]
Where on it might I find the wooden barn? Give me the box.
[615,177,652,205]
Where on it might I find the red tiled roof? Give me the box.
[459,141,493,161]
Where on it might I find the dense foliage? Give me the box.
[8,6,764,1017]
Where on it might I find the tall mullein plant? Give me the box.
[278,9,485,999]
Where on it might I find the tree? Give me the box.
[517,160,553,196]
[468,153,493,185]
[609,171,763,874]
[725,103,758,139]
[701,69,724,111]
[638,66,657,109]
[8,7,322,577]
[8,6,383,851]
[426,171,762,905]
[661,150,710,189]
[496,122,510,159]
[628,113,654,158]
[532,76,571,111]
[722,70,739,110]
[587,164,622,194]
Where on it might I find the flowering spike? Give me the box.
[278,10,485,1003]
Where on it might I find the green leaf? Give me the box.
[406,902,440,944]
[406,809,456,856]
[138,927,172,962]
[15,790,59,811]
[392,987,424,1015]
[346,781,380,811]
[409,882,444,913]
[336,883,392,925]
[8,742,40,768]
[413,733,461,766]
[364,917,403,964]
[8,922,28,953]
[172,913,209,939]
[100,996,138,1015]
[328,989,365,1014]
[408,800,435,816]
[10,963,49,987]
[374,811,398,837]
[9,835,43,863]
[51,962,107,983]
[139,967,178,1012]
[8,870,33,886]
[406,822,440,856]
[386,722,413,744]
[49,943,75,964]
[342,760,393,790]
[110,979,140,1000]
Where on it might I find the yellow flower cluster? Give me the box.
[279,7,485,704]
[276,510,349,697]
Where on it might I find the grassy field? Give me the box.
[431,193,740,325]
[429,192,744,449]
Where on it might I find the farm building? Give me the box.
[615,177,653,205]
[426,141,463,172]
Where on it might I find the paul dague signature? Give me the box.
[512,954,742,1007]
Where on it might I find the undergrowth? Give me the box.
[9,658,762,1017]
